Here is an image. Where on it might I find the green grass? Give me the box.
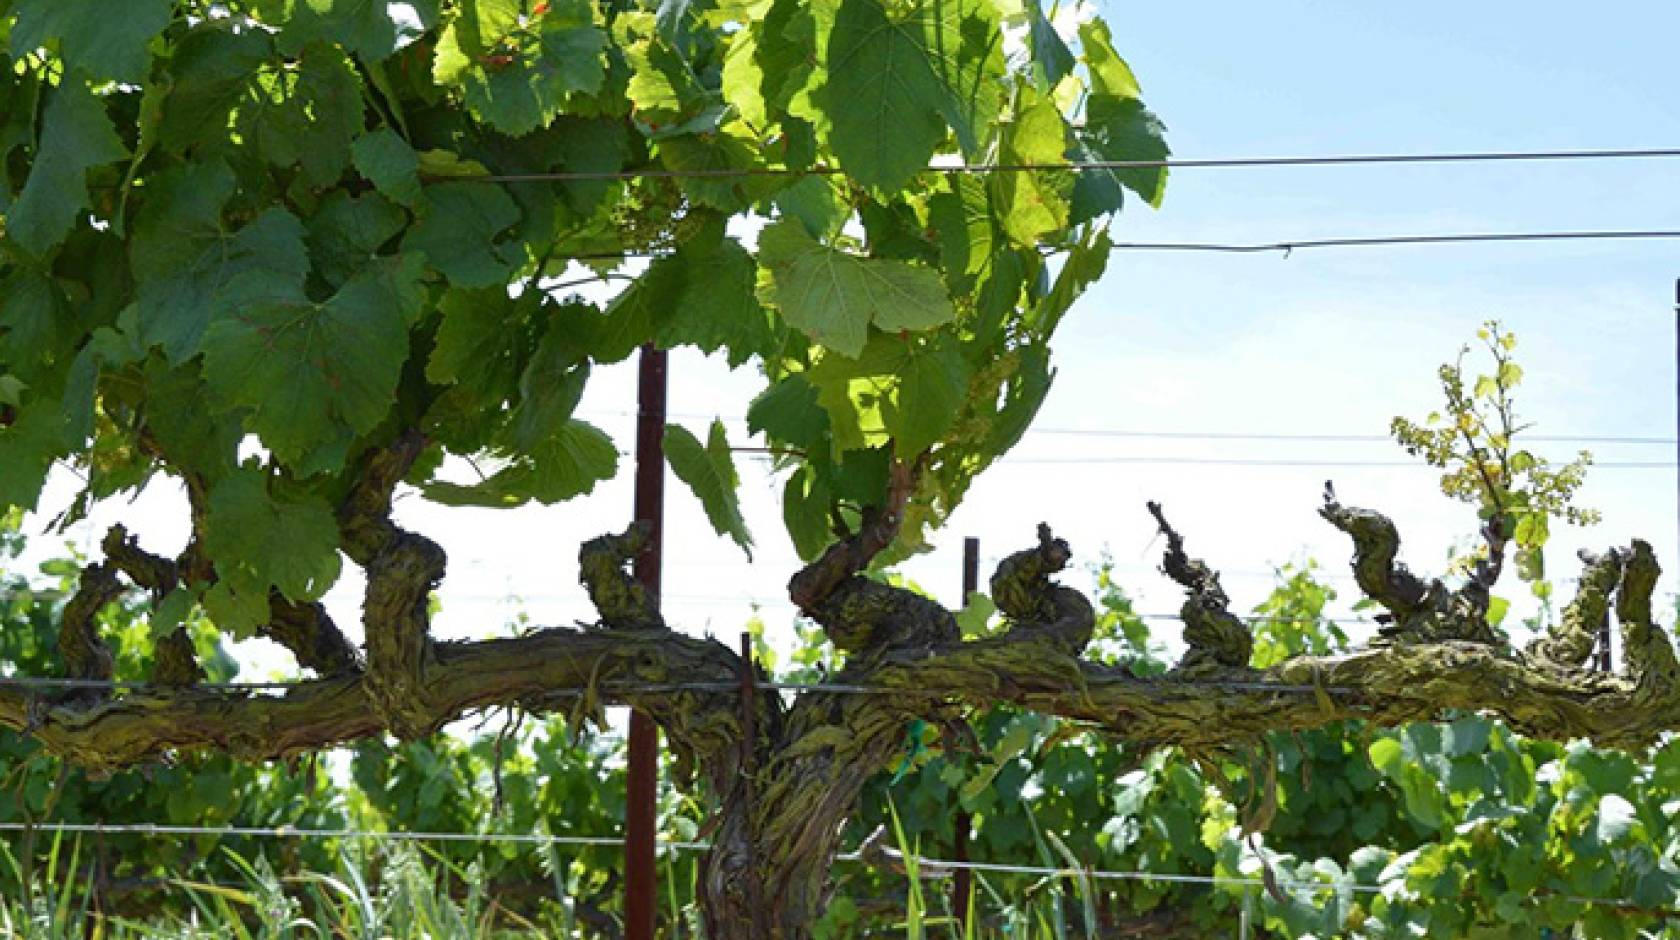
[1,833,1093,939]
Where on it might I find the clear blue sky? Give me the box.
[24,1,1680,667]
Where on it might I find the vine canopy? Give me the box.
[0,0,1167,633]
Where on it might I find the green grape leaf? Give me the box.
[720,25,768,127]
[152,28,272,157]
[151,586,198,640]
[782,465,833,562]
[0,268,66,378]
[201,255,426,468]
[8,79,127,257]
[509,326,590,452]
[809,331,969,457]
[655,238,777,366]
[424,420,618,507]
[665,420,753,557]
[820,0,947,192]
[306,190,408,287]
[10,0,172,84]
[1077,19,1141,99]
[426,288,534,407]
[352,128,426,209]
[202,574,273,641]
[238,47,364,189]
[756,219,953,357]
[433,0,524,84]
[880,334,970,455]
[451,1,609,136]
[203,462,344,605]
[142,358,242,477]
[401,181,521,287]
[1025,0,1074,88]
[268,0,407,60]
[747,374,831,452]
[0,401,72,511]
[1084,95,1170,208]
[132,164,313,364]
[587,257,682,364]
[991,87,1072,246]
[820,0,999,191]
[955,590,997,638]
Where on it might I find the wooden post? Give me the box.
[952,537,979,931]
[739,631,767,935]
[625,343,666,940]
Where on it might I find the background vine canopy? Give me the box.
[0,0,1167,619]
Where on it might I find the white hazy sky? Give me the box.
[20,1,1680,674]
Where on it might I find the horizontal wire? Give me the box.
[1109,229,1680,253]
[454,146,1680,184]
[996,456,1675,469]
[1018,429,1676,446]
[583,409,1676,447]
[0,821,705,850]
[0,821,1655,912]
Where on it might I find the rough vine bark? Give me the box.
[3,476,1678,936]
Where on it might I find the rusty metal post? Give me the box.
[626,343,666,940]
[739,631,767,935]
[952,536,979,930]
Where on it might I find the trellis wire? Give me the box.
[584,409,1679,446]
[0,821,702,850]
[0,821,1663,913]
[457,146,1680,184]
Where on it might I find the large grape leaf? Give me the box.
[352,128,425,209]
[201,462,343,638]
[1084,95,1170,207]
[263,0,412,60]
[424,420,618,507]
[131,164,312,363]
[10,0,172,84]
[234,48,364,189]
[401,181,521,287]
[204,463,343,603]
[806,331,970,458]
[1025,0,1073,88]
[755,220,953,358]
[782,464,833,562]
[426,288,536,408]
[990,88,1072,247]
[1078,19,1142,99]
[820,0,1000,192]
[142,358,243,478]
[747,374,831,453]
[0,399,73,511]
[655,237,778,367]
[0,268,66,380]
[453,3,609,137]
[665,420,753,557]
[878,334,970,455]
[819,0,946,193]
[432,0,524,84]
[201,255,426,469]
[7,80,126,257]
[152,28,274,158]
[306,190,408,287]
[509,322,590,452]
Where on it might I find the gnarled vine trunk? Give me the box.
[5,448,1679,935]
